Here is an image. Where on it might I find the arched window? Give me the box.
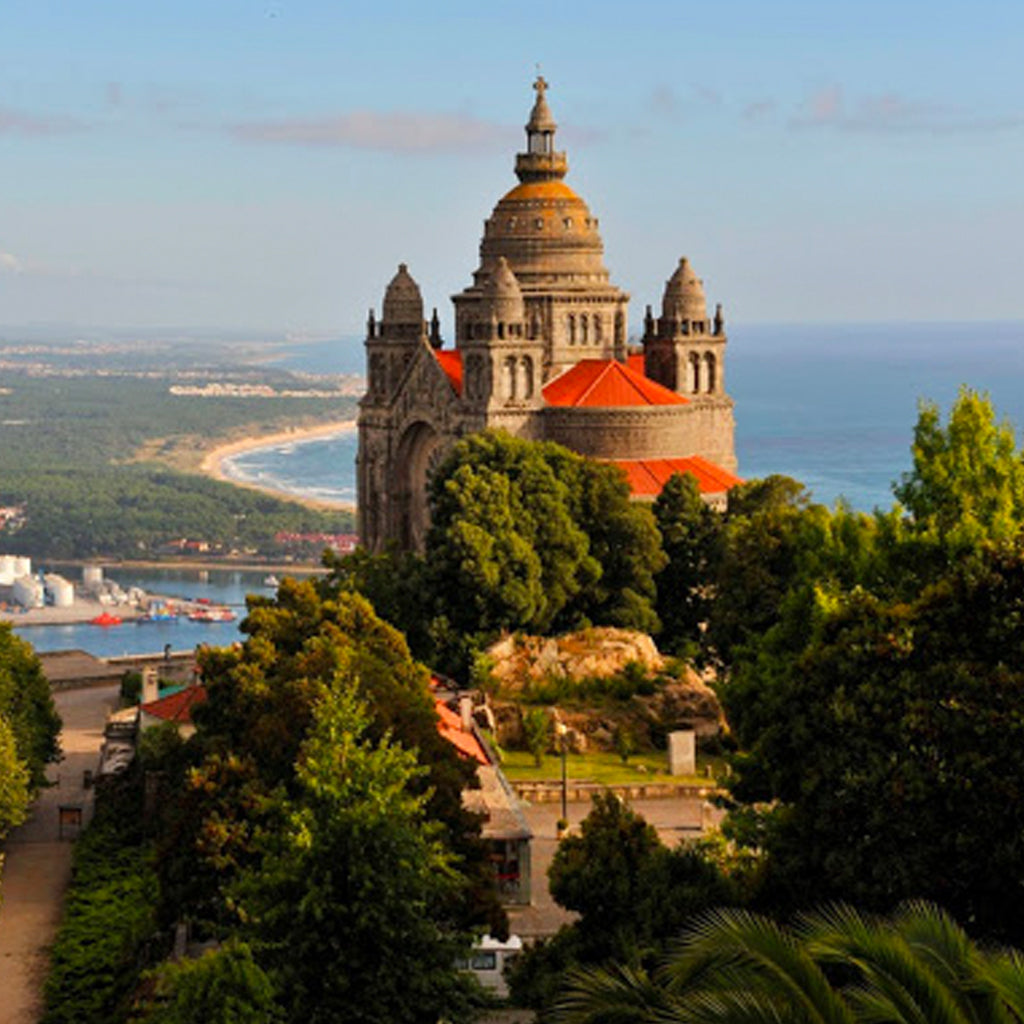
[689,352,701,394]
[505,356,518,400]
[568,314,576,345]
[497,321,505,340]
[521,356,534,399]
[581,314,589,344]
[593,315,603,344]
[704,352,717,394]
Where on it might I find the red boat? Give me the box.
[187,607,236,623]
[90,611,123,627]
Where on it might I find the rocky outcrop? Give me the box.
[486,628,664,690]
[484,629,722,750]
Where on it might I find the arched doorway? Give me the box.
[393,421,443,552]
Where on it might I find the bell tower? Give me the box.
[643,257,727,399]
[364,263,427,406]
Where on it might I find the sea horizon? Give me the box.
[230,319,1024,515]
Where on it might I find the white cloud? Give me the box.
[229,110,509,153]
[791,85,1024,135]
[0,107,83,136]
[0,252,23,273]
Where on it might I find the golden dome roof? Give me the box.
[456,79,624,298]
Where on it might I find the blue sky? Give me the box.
[1,0,1022,334]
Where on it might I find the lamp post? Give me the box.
[556,721,568,826]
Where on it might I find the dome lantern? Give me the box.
[515,76,568,183]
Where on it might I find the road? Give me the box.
[0,684,118,1024]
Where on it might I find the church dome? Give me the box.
[474,78,613,288]
[382,263,424,325]
[661,257,707,322]
[480,256,525,323]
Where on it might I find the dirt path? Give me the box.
[0,685,118,1024]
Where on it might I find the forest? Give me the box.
[0,370,355,559]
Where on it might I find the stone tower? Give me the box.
[356,77,738,553]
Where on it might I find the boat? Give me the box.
[263,574,280,588]
[187,606,236,623]
[90,611,123,627]
[138,607,178,623]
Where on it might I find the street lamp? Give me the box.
[555,721,568,827]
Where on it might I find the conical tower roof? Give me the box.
[480,256,525,323]
[382,263,424,325]
[662,257,707,321]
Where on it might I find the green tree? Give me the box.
[235,685,475,1024]
[720,547,1024,940]
[139,941,279,1024]
[523,707,550,767]
[704,475,823,664]
[0,624,61,787]
[652,472,721,655]
[896,386,1024,547]
[424,431,664,666]
[0,713,30,839]
[427,431,596,638]
[554,902,1024,1024]
[163,579,505,939]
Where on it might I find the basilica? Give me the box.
[357,78,739,551]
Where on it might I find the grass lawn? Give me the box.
[498,748,719,787]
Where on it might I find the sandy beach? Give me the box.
[199,420,356,511]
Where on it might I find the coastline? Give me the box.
[199,420,357,512]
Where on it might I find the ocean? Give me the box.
[255,322,1024,513]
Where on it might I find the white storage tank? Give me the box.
[13,575,44,609]
[82,565,103,590]
[13,556,31,579]
[44,574,74,608]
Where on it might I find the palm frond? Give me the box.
[660,908,855,1024]
[802,903,973,1024]
[553,962,680,1024]
[975,951,1024,1023]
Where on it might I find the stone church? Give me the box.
[358,77,739,552]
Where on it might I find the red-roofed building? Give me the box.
[358,77,739,551]
[542,358,689,408]
[434,696,489,765]
[607,455,743,510]
[139,685,208,738]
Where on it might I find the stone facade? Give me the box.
[357,77,737,552]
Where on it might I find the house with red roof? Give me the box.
[357,77,740,552]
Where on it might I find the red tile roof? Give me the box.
[626,352,646,375]
[140,685,207,724]
[434,697,489,766]
[543,359,688,408]
[434,349,463,395]
[608,455,742,497]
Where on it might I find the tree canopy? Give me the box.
[712,389,1024,939]
[232,685,475,1024]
